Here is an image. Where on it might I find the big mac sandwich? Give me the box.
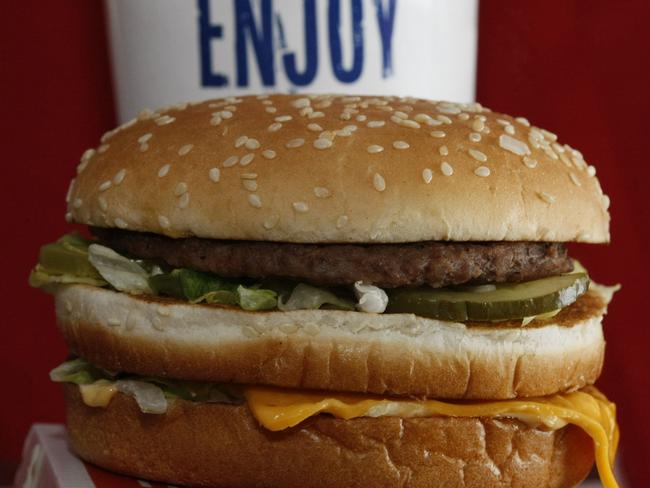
[31,95,619,487]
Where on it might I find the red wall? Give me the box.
[1,1,648,485]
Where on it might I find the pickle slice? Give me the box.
[385,273,589,322]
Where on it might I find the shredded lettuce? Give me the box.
[278,283,354,311]
[50,358,244,414]
[88,244,153,294]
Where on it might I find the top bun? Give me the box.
[68,95,610,243]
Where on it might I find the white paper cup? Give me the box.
[106,0,478,122]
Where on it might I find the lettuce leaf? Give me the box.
[278,283,354,311]
[88,244,153,294]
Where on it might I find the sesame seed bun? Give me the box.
[67,95,610,243]
[54,283,612,399]
[63,385,594,488]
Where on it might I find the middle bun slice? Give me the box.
[55,283,609,399]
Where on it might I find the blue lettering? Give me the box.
[235,0,275,87]
[282,0,318,86]
[197,0,228,87]
[328,0,364,83]
[374,0,397,78]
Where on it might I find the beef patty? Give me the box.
[92,228,573,288]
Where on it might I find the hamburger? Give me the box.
[31,94,619,488]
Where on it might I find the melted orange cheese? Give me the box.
[245,386,619,488]
[79,380,117,407]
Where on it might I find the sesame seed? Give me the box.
[340,112,352,120]
[319,131,335,141]
[223,156,239,167]
[422,168,433,184]
[178,193,190,208]
[268,122,282,132]
[499,135,530,156]
[474,166,491,177]
[138,133,152,144]
[314,138,333,149]
[178,144,193,156]
[314,187,331,198]
[275,115,292,122]
[437,115,453,124]
[291,97,311,108]
[399,119,421,129]
[496,119,510,127]
[439,145,449,156]
[265,106,277,114]
[248,194,262,208]
[99,180,111,192]
[235,136,249,148]
[286,138,305,149]
[344,124,358,132]
[437,102,461,115]
[98,197,108,211]
[158,215,170,228]
[240,153,255,166]
[98,144,110,153]
[73,198,83,209]
[210,116,222,126]
[471,120,485,132]
[367,120,386,128]
[457,113,470,121]
[113,169,126,185]
[515,117,530,127]
[240,173,257,179]
[65,180,75,203]
[336,215,349,229]
[469,132,482,142]
[505,124,516,135]
[155,115,175,126]
[587,165,596,177]
[559,152,572,167]
[293,201,309,212]
[393,140,410,149]
[373,173,386,192]
[469,149,488,162]
[220,110,233,119]
[537,191,556,204]
[523,157,538,168]
[262,149,277,159]
[174,182,188,196]
[602,195,611,210]
[245,138,260,150]
[544,146,559,160]
[334,129,352,137]
[367,144,384,154]
[299,107,314,117]
[81,148,95,162]
[569,173,581,186]
[440,162,454,176]
[242,180,258,191]
[139,143,149,152]
[209,168,221,182]
[115,218,128,229]
[308,111,325,119]
[430,130,446,138]
[158,164,171,177]
[263,215,279,229]
[307,123,323,132]
[356,114,367,122]
[541,129,557,141]
[413,113,434,124]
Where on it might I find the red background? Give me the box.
[1,1,648,485]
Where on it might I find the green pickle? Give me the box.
[385,273,589,322]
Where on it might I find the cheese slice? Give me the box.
[245,385,619,488]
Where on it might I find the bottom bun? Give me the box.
[64,385,594,488]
